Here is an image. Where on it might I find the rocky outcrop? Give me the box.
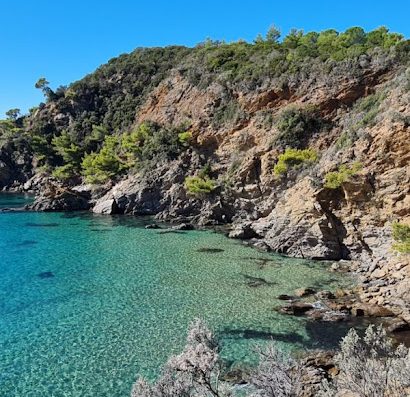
[0,140,33,190]
[92,198,120,215]
[28,183,91,211]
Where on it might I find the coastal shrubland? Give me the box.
[131,320,410,397]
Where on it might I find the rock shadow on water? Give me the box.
[197,248,225,253]
[241,256,281,269]
[241,273,275,288]
[37,271,55,279]
[17,240,38,247]
[157,230,186,235]
[303,318,377,350]
[25,222,59,227]
[90,228,112,232]
[220,328,305,344]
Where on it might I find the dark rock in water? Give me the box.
[145,224,161,229]
[385,318,410,333]
[17,240,38,246]
[277,294,295,301]
[90,228,112,232]
[172,223,194,231]
[157,229,185,235]
[38,271,55,279]
[26,222,59,227]
[278,302,314,315]
[295,287,316,297]
[315,290,336,300]
[196,247,224,253]
[242,274,274,288]
[0,207,24,212]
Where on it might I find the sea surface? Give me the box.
[0,193,354,396]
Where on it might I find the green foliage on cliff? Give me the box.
[184,176,216,196]
[274,106,322,149]
[324,162,362,189]
[80,123,186,184]
[392,222,410,254]
[192,26,409,84]
[177,131,192,145]
[273,148,318,176]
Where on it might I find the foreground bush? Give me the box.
[131,322,410,397]
[318,325,410,397]
[131,319,230,397]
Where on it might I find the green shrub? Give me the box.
[274,106,322,149]
[335,130,358,150]
[177,131,192,145]
[324,162,362,189]
[184,176,216,196]
[356,92,386,127]
[273,148,318,176]
[52,164,77,181]
[392,222,410,254]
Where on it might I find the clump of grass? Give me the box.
[184,176,216,196]
[392,222,410,254]
[324,162,362,189]
[273,148,318,176]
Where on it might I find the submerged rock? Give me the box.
[277,294,295,301]
[37,271,55,279]
[145,223,161,229]
[295,287,316,297]
[196,247,224,253]
[172,223,195,230]
[242,274,274,288]
[278,302,315,315]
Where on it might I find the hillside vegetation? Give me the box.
[1,26,409,183]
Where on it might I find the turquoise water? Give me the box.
[0,193,353,397]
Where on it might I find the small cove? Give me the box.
[0,193,355,396]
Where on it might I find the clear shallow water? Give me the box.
[0,194,353,397]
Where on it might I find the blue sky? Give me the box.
[1,0,409,117]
